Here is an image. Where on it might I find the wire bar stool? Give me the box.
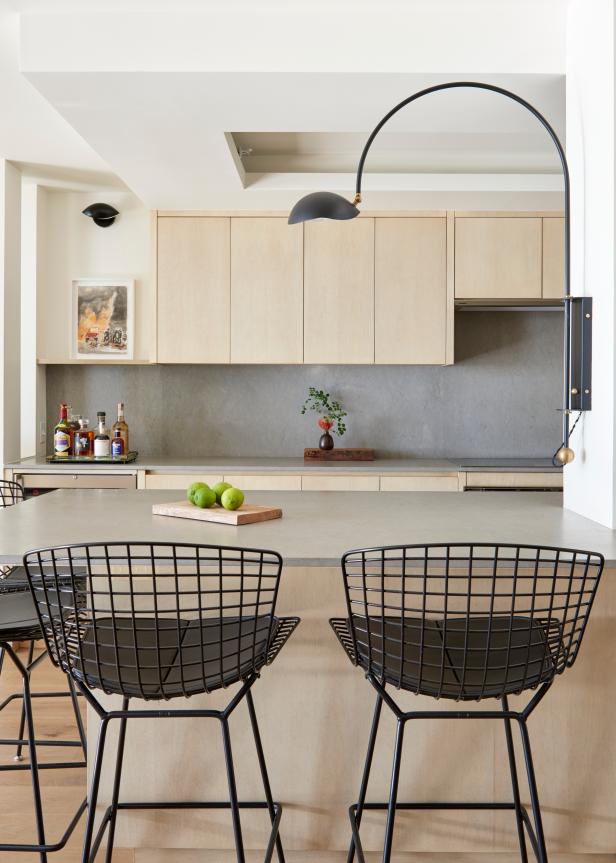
[0,480,87,863]
[24,541,300,863]
[330,542,604,863]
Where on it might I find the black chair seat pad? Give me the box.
[72,615,279,699]
[0,590,41,641]
[341,614,558,700]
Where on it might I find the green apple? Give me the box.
[221,487,245,511]
[193,486,217,509]
[187,481,209,503]
[211,481,232,506]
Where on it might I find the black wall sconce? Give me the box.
[82,202,119,227]
[289,80,592,465]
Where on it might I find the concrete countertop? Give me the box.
[7,455,561,474]
[0,488,607,566]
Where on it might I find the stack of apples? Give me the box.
[187,481,244,510]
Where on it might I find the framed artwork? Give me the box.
[72,278,135,360]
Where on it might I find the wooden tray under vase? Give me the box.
[304,448,374,461]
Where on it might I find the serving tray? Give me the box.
[46,451,138,465]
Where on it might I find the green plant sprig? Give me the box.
[300,387,347,437]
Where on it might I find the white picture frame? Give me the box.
[71,278,135,360]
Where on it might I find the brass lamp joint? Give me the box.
[352,193,362,206]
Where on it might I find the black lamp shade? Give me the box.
[82,202,119,227]
[288,191,359,225]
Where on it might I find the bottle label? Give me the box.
[112,439,124,457]
[75,434,90,456]
[94,438,111,458]
[54,431,70,454]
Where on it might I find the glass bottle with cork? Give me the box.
[93,412,111,458]
[53,403,72,458]
[74,418,94,458]
[112,402,129,454]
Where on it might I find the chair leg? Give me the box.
[69,676,87,757]
[246,689,285,863]
[104,698,129,863]
[348,691,384,863]
[221,716,245,863]
[518,717,549,863]
[382,718,405,863]
[3,643,47,863]
[14,640,35,762]
[81,717,110,863]
[502,696,528,863]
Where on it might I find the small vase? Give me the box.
[319,431,334,451]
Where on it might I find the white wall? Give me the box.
[0,160,22,465]
[37,189,154,364]
[563,0,616,526]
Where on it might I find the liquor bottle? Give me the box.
[74,418,93,458]
[111,429,125,458]
[53,403,72,458]
[112,402,130,453]
[93,412,111,458]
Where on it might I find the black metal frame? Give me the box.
[24,541,300,863]
[331,541,604,863]
[0,641,87,862]
[0,478,87,861]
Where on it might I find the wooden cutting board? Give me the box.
[152,499,282,526]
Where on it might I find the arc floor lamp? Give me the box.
[289,81,592,464]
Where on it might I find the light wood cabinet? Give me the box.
[144,473,223,490]
[375,218,449,364]
[380,474,459,492]
[542,217,565,299]
[455,217,542,300]
[304,218,375,363]
[223,474,302,491]
[157,217,230,363]
[231,218,303,363]
[301,475,380,491]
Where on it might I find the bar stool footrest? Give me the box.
[0,797,87,854]
[90,799,283,863]
[349,800,540,863]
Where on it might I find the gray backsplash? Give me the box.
[46,311,563,459]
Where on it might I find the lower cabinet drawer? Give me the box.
[223,475,302,491]
[20,473,136,490]
[144,473,223,490]
[301,475,380,492]
[464,471,563,489]
[380,475,460,492]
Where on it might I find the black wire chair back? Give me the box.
[332,543,604,701]
[0,480,24,509]
[0,480,27,586]
[24,542,296,701]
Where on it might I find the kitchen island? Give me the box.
[0,489,613,861]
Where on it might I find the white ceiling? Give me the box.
[1,0,568,208]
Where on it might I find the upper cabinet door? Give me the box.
[157,217,230,363]
[231,218,303,363]
[304,218,375,363]
[455,217,542,299]
[542,217,565,299]
[375,218,448,364]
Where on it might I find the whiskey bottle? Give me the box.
[112,402,129,453]
[93,412,111,458]
[111,429,125,458]
[53,403,72,458]
[74,418,93,458]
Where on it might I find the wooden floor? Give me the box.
[0,646,613,863]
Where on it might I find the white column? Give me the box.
[563,0,616,527]
[0,160,21,466]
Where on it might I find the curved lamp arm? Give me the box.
[289,80,574,455]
